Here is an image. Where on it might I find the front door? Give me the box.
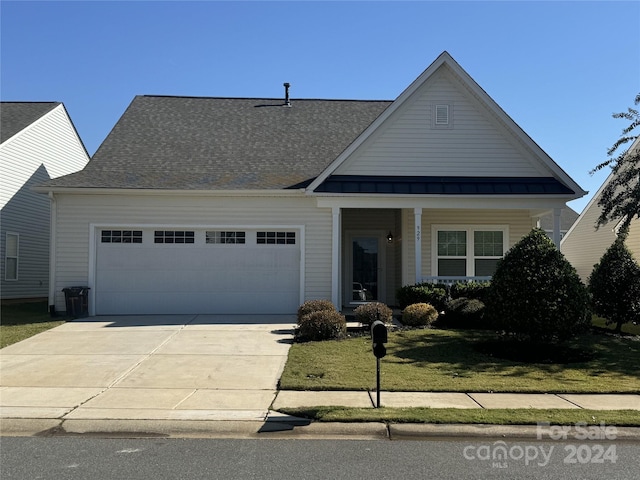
[345,232,385,305]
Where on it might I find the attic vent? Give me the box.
[435,104,449,125]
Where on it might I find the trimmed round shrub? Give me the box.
[297,310,347,341]
[485,228,591,344]
[589,236,640,333]
[443,297,487,329]
[401,303,438,327]
[450,281,491,302]
[354,302,393,326]
[297,299,336,323]
[396,283,448,312]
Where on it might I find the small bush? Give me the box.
[450,281,491,302]
[396,284,448,311]
[443,298,488,329]
[297,310,347,342]
[297,299,336,323]
[354,302,393,326]
[401,303,438,327]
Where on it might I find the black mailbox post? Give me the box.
[371,320,388,408]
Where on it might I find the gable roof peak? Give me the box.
[308,52,586,198]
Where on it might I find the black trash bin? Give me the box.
[62,286,90,318]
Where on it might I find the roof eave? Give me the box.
[32,186,307,196]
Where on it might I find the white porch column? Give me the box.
[414,207,422,284]
[331,207,341,309]
[552,207,561,249]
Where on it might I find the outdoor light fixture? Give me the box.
[386,231,393,244]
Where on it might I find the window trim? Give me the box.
[5,232,19,281]
[431,225,508,277]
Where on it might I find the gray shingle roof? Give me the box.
[1,102,60,144]
[43,95,391,190]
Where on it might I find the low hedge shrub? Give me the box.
[449,281,491,302]
[297,299,336,323]
[443,297,488,329]
[354,302,393,326]
[401,303,438,327]
[396,283,448,312]
[297,310,347,342]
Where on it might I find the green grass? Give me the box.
[277,406,640,426]
[591,315,640,335]
[0,301,65,348]
[280,327,640,393]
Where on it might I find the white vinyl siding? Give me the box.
[0,104,88,299]
[0,105,88,209]
[51,193,331,314]
[333,68,548,178]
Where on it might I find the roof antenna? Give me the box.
[283,82,291,107]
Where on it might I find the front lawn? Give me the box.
[0,301,65,349]
[279,327,640,393]
[277,407,640,426]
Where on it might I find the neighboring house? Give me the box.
[36,52,586,316]
[561,136,640,283]
[539,207,579,241]
[1,102,89,300]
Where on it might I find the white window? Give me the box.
[154,231,195,244]
[5,233,19,281]
[101,230,143,244]
[206,231,246,244]
[433,226,506,277]
[257,231,296,245]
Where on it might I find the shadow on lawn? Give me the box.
[389,328,640,379]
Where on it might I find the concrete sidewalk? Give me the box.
[272,391,640,411]
[1,315,639,438]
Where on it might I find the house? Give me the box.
[36,52,586,316]
[561,136,640,283]
[1,102,89,300]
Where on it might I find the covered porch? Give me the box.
[321,198,566,310]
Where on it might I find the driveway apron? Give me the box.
[0,315,295,422]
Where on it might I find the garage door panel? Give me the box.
[97,291,298,315]
[96,228,300,315]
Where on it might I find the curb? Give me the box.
[3,418,640,440]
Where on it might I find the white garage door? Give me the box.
[95,228,300,315]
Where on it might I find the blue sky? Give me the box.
[2,1,639,212]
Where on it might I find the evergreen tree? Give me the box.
[589,237,640,333]
[486,229,590,344]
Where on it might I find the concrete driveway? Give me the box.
[0,315,296,423]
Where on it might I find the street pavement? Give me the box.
[1,315,639,439]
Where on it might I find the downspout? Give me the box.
[48,192,57,316]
